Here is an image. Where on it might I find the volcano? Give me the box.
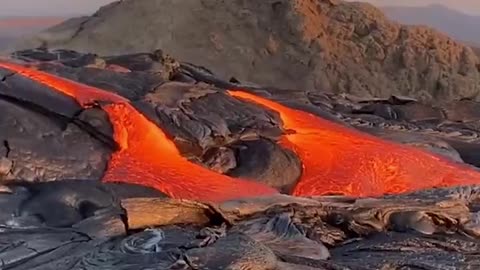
[0,49,479,269]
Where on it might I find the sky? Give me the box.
[0,0,115,16]
[349,0,480,15]
[0,0,480,16]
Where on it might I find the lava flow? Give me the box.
[228,90,480,197]
[0,61,278,202]
[3,60,480,201]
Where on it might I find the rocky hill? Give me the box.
[16,0,480,104]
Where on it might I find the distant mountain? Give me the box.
[0,36,14,50]
[380,4,480,44]
[0,16,67,50]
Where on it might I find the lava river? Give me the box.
[0,61,277,202]
[2,61,480,201]
[228,90,480,196]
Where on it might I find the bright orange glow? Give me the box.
[101,103,278,202]
[0,61,278,202]
[4,59,480,200]
[0,61,128,106]
[227,90,480,197]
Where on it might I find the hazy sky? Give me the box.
[1,0,480,16]
[0,0,114,16]
[351,0,480,15]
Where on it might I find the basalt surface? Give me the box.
[0,48,480,268]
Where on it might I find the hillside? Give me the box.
[16,0,480,104]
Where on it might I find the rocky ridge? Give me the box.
[16,0,480,104]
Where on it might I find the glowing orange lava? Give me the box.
[0,61,129,105]
[227,90,480,197]
[0,61,278,202]
[4,60,480,200]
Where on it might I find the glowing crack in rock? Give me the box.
[227,90,480,197]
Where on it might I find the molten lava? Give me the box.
[3,60,480,201]
[0,61,278,202]
[227,90,480,196]
[101,103,278,202]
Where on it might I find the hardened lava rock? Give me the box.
[0,180,479,269]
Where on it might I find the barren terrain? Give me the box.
[18,0,480,104]
[1,0,480,269]
[0,47,478,269]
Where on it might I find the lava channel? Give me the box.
[0,61,278,202]
[228,90,480,197]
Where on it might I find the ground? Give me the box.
[0,48,479,269]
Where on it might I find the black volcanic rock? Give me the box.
[16,0,480,104]
[0,76,112,181]
[0,179,478,269]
